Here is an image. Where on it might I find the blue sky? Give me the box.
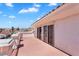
[0,3,61,28]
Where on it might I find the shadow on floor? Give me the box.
[20,40,23,41]
[16,44,24,56]
[18,44,24,48]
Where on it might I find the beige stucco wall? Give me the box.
[34,29,37,38]
[54,14,79,55]
[33,4,79,55]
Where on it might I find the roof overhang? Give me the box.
[32,3,79,28]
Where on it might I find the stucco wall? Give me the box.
[54,14,79,55]
[34,29,37,38]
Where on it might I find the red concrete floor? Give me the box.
[17,33,68,56]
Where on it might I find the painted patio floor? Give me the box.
[17,33,68,56]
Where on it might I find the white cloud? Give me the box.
[34,4,41,7]
[48,3,57,6]
[9,15,16,19]
[19,4,40,14]
[19,7,39,14]
[3,14,7,16]
[0,11,2,14]
[8,21,12,24]
[29,20,34,23]
[37,17,40,20]
[5,3,13,7]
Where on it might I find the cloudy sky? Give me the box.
[0,3,61,28]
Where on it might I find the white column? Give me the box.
[41,27,44,41]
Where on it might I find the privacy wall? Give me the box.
[54,14,79,55]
